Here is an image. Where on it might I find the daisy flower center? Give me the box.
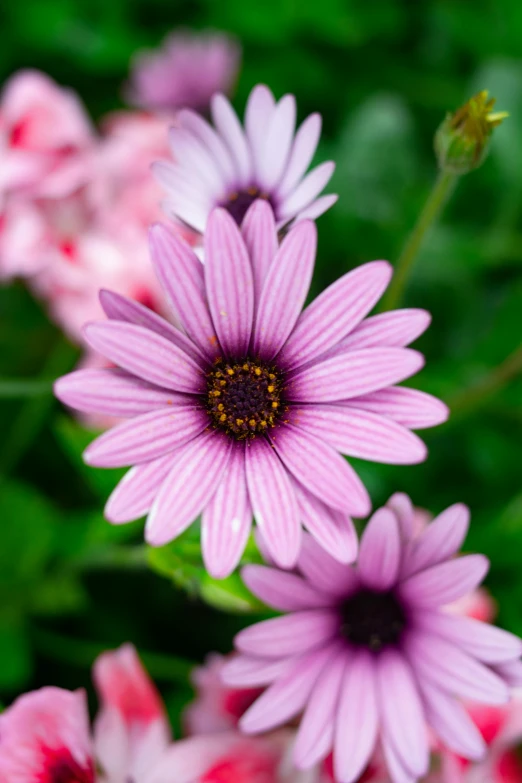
[221,187,275,225]
[206,360,284,439]
[340,589,407,651]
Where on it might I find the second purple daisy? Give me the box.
[55,202,447,577]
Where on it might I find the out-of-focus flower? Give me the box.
[153,83,338,241]
[55,202,447,577]
[0,643,170,783]
[0,643,324,783]
[184,653,265,735]
[128,31,240,114]
[224,495,522,783]
[0,69,94,199]
[435,90,508,175]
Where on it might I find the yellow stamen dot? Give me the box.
[243,363,249,371]
[269,374,276,380]
[227,368,234,376]
[249,419,256,427]
[260,421,267,427]
[236,418,244,426]
[220,380,226,386]
[217,404,224,411]
[220,414,227,422]
[212,390,221,397]
[254,367,262,376]
[267,385,275,393]
[272,401,279,409]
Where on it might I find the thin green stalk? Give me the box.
[0,378,55,398]
[73,544,149,571]
[381,170,458,311]
[32,627,193,682]
[448,344,522,418]
[0,340,77,479]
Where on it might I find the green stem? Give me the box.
[381,170,458,311]
[448,344,522,417]
[0,340,77,479]
[72,544,149,571]
[0,378,55,398]
[32,627,193,682]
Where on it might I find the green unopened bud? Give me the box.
[435,90,508,175]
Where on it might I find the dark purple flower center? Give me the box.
[340,588,406,651]
[206,359,285,439]
[48,754,94,783]
[221,187,276,225]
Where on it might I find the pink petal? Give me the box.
[419,679,486,760]
[252,220,316,359]
[279,162,335,221]
[272,425,371,516]
[279,261,392,370]
[406,632,510,704]
[413,611,522,664]
[386,492,415,541]
[399,555,489,609]
[297,532,359,597]
[335,309,431,353]
[241,199,277,302]
[278,113,322,197]
[145,433,232,546]
[295,484,358,564]
[204,208,254,358]
[178,108,236,182]
[83,321,202,394]
[105,453,175,523]
[258,94,296,190]
[294,404,427,464]
[377,650,429,778]
[201,444,251,579]
[244,438,301,569]
[211,93,252,185]
[493,659,522,687]
[293,646,346,769]
[358,507,401,590]
[83,406,207,468]
[244,84,276,175]
[294,193,338,221]
[221,655,294,688]
[234,609,338,659]
[149,224,218,359]
[381,739,417,783]
[346,386,449,429]
[334,650,379,783]
[99,289,201,361]
[168,126,224,196]
[288,348,425,403]
[153,163,210,232]
[55,369,185,418]
[242,565,332,611]
[239,645,333,734]
[401,503,470,579]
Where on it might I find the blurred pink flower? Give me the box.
[0,643,324,783]
[128,30,240,113]
[0,69,94,200]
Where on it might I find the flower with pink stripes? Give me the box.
[153,83,337,240]
[223,495,522,783]
[55,202,447,577]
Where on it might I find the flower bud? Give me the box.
[435,90,508,174]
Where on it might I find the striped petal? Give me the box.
[419,679,486,760]
[279,113,322,197]
[278,162,335,221]
[204,208,254,359]
[83,406,207,467]
[242,565,332,612]
[279,261,392,370]
[358,507,401,590]
[400,555,489,609]
[401,503,470,579]
[221,654,294,688]
[83,321,203,394]
[241,199,278,303]
[235,610,338,659]
[105,452,176,524]
[258,94,296,190]
[346,386,449,429]
[211,93,252,186]
[297,532,359,598]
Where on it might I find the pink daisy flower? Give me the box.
[223,495,522,783]
[153,83,338,239]
[55,203,447,577]
[128,30,240,114]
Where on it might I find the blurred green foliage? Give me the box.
[1,0,522,724]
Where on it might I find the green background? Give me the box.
[1,0,522,726]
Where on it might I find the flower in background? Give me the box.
[223,495,522,783]
[0,643,171,783]
[128,30,240,114]
[154,83,338,240]
[0,643,324,783]
[184,653,264,735]
[55,202,447,577]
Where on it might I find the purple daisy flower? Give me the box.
[55,203,447,578]
[153,84,338,238]
[223,495,522,783]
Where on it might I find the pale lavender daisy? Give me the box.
[223,495,522,783]
[54,202,447,578]
[153,84,338,240]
